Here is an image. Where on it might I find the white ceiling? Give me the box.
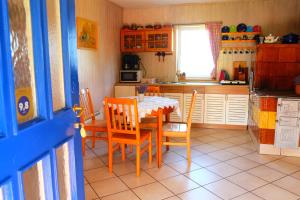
[110,0,245,8]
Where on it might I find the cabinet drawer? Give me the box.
[183,86,205,94]
[160,86,184,93]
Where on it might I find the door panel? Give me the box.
[56,142,72,200]
[8,0,38,124]
[0,0,84,199]
[22,160,45,200]
[183,93,204,123]
[0,183,12,200]
[226,95,249,125]
[46,0,66,111]
[204,94,226,124]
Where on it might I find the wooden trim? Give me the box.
[115,84,249,95]
[205,85,249,94]
[192,123,247,130]
[257,44,300,48]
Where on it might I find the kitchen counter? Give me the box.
[251,90,299,98]
[115,82,249,95]
[115,81,221,86]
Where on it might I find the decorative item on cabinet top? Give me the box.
[221,23,261,44]
[120,24,174,53]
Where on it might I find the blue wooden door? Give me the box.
[0,0,84,199]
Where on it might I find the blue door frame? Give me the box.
[0,0,84,199]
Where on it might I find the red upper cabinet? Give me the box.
[121,30,145,52]
[296,47,300,62]
[279,47,297,62]
[255,44,300,91]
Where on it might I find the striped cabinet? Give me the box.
[163,93,184,122]
[204,94,226,124]
[183,93,205,123]
[226,95,249,125]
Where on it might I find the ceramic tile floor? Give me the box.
[83,128,300,200]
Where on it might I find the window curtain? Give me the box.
[205,22,222,80]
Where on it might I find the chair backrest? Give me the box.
[145,86,161,96]
[186,90,197,131]
[104,97,141,141]
[79,88,95,122]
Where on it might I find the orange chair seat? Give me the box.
[112,129,151,144]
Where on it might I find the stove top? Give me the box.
[220,80,247,85]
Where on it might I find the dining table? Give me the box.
[107,95,181,167]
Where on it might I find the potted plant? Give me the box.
[136,85,148,101]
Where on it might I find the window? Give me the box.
[177,25,214,80]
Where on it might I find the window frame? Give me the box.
[176,24,216,81]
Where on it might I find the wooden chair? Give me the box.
[104,97,152,176]
[80,88,107,155]
[159,90,197,165]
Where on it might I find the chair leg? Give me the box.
[159,137,163,168]
[129,145,133,153]
[108,140,113,173]
[92,131,96,149]
[166,136,170,151]
[82,137,86,156]
[136,145,140,176]
[121,144,126,161]
[187,137,191,165]
[148,135,152,164]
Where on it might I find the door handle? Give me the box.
[72,105,86,138]
[72,104,83,117]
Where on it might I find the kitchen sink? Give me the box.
[158,81,187,85]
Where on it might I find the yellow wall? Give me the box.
[123,0,300,81]
[76,0,123,112]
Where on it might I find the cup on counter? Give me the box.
[259,36,264,44]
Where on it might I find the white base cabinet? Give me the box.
[204,94,226,124]
[226,95,249,125]
[204,94,249,125]
[114,86,136,97]
[163,93,183,122]
[183,93,205,123]
[114,85,249,126]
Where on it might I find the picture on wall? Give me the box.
[76,17,98,49]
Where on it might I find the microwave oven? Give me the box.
[120,70,142,83]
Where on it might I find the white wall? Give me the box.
[76,0,123,112]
